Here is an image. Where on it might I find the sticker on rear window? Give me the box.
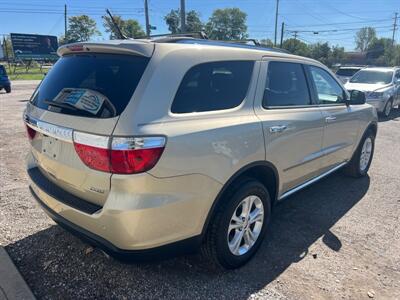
[53,88,107,115]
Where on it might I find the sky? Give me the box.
[0,0,399,51]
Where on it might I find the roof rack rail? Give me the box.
[147,31,208,40]
[225,39,261,46]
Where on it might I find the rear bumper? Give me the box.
[29,186,201,261]
[27,152,221,257]
[0,81,10,89]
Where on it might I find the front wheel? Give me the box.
[202,179,271,269]
[383,99,392,117]
[343,130,375,177]
[5,86,11,93]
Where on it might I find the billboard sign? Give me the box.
[10,33,58,60]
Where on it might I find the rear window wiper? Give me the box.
[44,100,78,111]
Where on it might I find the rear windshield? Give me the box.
[336,68,361,77]
[31,53,149,118]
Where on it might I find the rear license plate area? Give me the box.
[42,135,61,160]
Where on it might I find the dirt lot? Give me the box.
[0,81,399,300]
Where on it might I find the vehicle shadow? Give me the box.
[6,172,370,299]
[378,108,400,122]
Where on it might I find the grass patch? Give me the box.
[5,65,47,81]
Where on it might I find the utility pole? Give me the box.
[180,0,186,33]
[64,4,67,39]
[293,31,298,40]
[144,0,150,37]
[392,12,398,46]
[280,22,285,48]
[274,0,280,46]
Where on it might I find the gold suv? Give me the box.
[24,38,377,269]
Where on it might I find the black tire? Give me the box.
[202,178,272,269]
[5,86,11,93]
[382,99,393,117]
[342,129,375,178]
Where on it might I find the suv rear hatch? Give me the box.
[25,41,154,207]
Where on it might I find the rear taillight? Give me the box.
[73,132,165,174]
[25,124,36,140]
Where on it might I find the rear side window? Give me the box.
[171,61,254,113]
[0,66,5,75]
[263,61,311,107]
[31,53,149,118]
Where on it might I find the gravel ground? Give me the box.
[0,81,399,300]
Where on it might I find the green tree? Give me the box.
[310,42,331,65]
[103,15,145,39]
[282,38,310,57]
[66,15,100,43]
[329,45,346,66]
[260,38,274,47]
[2,37,14,59]
[164,9,203,34]
[205,8,248,40]
[366,37,392,59]
[355,27,376,52]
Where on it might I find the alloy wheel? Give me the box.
[227,195,264,256]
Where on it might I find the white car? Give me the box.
[345,67,400,117]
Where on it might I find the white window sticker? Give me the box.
[53,88,107,115]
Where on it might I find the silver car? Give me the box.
[25,38,378,269]
[345,67,400,117]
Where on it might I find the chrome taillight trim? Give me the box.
[111,137,166,150]
[24,114,73,143]
[73,131,110,149]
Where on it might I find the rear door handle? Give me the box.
[269,125,287,133]
[325,116,337,123]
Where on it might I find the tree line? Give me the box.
[2,7,399,67]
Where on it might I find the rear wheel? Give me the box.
[343,129,375,177]
[202,179,271,269]
[5,86,11,93]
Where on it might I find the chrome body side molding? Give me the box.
[278,161,348,200]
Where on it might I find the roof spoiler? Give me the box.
[58,40,154,57]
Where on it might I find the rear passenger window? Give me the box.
[171,61,254,113]
[263,61,311,107]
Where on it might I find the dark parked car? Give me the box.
[0,65,11,93]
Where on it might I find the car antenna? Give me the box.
[105,9,127,40]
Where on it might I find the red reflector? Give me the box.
[25,124,36,140]
[110,147,165,174]
[67,44,84,51]
[74,143,111,172]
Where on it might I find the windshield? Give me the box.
[31,53,149,118]
[349,70,393,84]
[336,68,361,77]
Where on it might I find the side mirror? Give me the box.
[395,78,400,84]
[348,90,366,105]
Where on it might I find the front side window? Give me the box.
[171,61,254,114]
[309,66,345,104]
[263,61,311,107]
